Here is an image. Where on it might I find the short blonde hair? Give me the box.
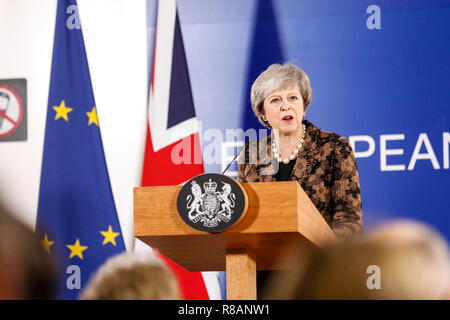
[80,253,180,300]
[262,220,450,300]
[250,63,312,128]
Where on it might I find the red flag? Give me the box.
[141,0,209,299]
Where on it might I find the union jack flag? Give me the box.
[141,0,217,300]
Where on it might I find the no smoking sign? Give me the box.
[0,79,27,141]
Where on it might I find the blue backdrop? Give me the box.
[147,0,450,241]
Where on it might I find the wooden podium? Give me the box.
[134,181,336,300]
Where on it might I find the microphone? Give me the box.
[221,146,243,175]
[221,140,256,182]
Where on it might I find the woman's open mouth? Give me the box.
[282,115,294,121]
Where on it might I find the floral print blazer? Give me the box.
[237,120,363,239]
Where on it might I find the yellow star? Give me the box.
[100,225,120,246]
[53,100,73,121]
[86,106,99,126]
[41,234,54,254]
[66,239,88,260]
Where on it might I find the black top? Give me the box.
[274,160,296,181]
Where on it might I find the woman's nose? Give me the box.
[280,103,291,111]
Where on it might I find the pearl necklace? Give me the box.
[272,124,306,164]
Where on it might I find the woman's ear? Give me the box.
[261,110,267,122]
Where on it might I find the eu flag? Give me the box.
[36,0,125,299]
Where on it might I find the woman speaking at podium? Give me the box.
[238,63,363,239]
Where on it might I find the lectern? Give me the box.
[134,181,336,300]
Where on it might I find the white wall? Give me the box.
[0,0,148,252]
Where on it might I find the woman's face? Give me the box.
[262,84,304,136]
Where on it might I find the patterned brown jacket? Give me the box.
[237,119,363,239]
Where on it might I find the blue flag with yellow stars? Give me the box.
[36,0,125,299]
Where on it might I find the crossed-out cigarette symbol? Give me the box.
[0,91,10,130]
[0,84,23,138]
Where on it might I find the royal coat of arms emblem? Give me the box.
[177,173,247,232]
[186,179,235,227]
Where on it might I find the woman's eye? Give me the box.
[270,98,280,103]
[290,96,298,100]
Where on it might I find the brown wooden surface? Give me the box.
[134,181,335,272]
[226,249,256,300]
